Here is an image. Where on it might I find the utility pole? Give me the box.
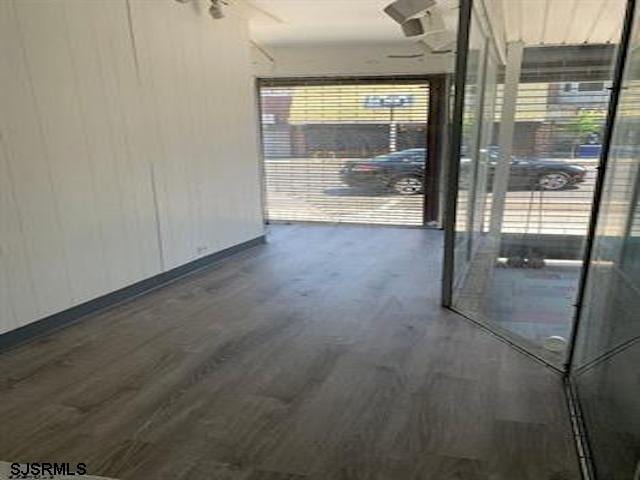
[389,106,397,152]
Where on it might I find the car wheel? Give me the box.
[391,176,423,195]
[537,172,571,191]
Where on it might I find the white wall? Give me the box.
[0,0,264,335]
[252,43,455,78]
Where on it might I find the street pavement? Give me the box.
[264,158,602,235]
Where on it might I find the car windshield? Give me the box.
[371,149,425,161]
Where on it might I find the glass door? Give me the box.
[444,0,624,369]
[451,6,499,290]
[570,2,640,476]
[445,0,639,475]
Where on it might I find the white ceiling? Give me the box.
[498,0,625,45]
[244,0,626,48]
[246,0,458,47]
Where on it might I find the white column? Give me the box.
[488,41,524,242]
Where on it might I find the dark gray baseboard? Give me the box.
[0,235,266,353]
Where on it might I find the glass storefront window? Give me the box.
[572,4,640,477]
[449,6,621,368]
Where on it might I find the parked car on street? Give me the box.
[340,148,587,195]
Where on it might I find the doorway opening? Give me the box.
[257,77,443,227]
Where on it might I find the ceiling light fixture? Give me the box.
[209,0,227,19]
[385,2,455,51]
[384,0,436,24]
[401,18,425,37]
[419,11,456,51]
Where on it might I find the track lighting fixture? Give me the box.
[417,10,455,51]
[401,18,424,37]
[173,0,227,20]
[209,0,227,19]
[384,0,435,24]
[385,0,454,51]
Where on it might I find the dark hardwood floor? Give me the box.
[0,224,579,479]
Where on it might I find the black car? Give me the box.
[340,148,587,195]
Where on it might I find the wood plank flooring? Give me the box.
[0,224,579,479]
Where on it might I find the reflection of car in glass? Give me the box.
[340,147,587,195]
